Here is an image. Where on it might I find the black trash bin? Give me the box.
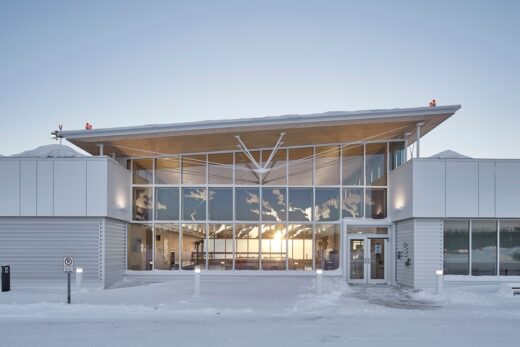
[1,265,10,292]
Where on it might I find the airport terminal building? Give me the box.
[1,104,519,290]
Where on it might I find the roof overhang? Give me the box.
[62,105,461,157]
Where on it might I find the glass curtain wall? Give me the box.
[129,141,402,272]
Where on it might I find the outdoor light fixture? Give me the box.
[436,270,443,275]
[194,266,201,274]
[316,269,323,275]
[75,267,83,293]
[76,268,83,273]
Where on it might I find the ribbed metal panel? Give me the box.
[414,218,443,290]
[103,218,127,288]
[0,217,102,286]
[395,219,414,287]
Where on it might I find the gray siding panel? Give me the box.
[0,217,102,286]
[414,219,443,290]
[103,218,127,288]
[395,219,414,287]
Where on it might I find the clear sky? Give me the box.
[1,0,519,157]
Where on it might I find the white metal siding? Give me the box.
[103,218,127,288]
[413,219,443,290]
[0,217,103,286]
[395,219,414,287]
[0,161,20,216]
[53,161,87,216]
[36,161,54,216]
[20,161,37,216]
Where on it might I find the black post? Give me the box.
[1,266,10,292]
[67,271,71,304]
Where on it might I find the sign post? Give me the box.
[63,257,74,304]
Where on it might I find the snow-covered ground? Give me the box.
[1,277,519,346]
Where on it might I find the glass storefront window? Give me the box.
[342,144,364,186]
[155,157,180,184]
[288,188,313,222]
[209,188,233,221]
[182,188,206,221]
[235,187,260,221]
[315,224,340,270]
[208,224,233,270]
[261,149,287,186]
[182,155,207,185]
[499,221,520,276]
[208,153,233,184]
[315,188,340,222]
[444,220,470,275]
[154,224,180,270]
[389,142,406,170]
[235,224,260,270]
[133,187,152,221]
[261,224,287,270]
[288,147,313,185]
[365,188,386,219]
[287,224,313,271]
[315,146,340,186]
[366,143,387,186]
[133,159,153,184]
[235,151,261,185]
[127,224,153,270]
[155,187,179,220]
[262,188,287,222]
[342,188,364,218]
[472,220,497,276]
[181,224,206,270]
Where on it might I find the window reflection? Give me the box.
[133,159,153,184]
[288,147,313,185]
[315,146,340,185]
[208,224,233,270]
[366,143,387,186]
[208,153,233,184]
[133,187,152,221]
[288,224,313,271]
[261,224,287,270]
[181,224,206,270]
[499,221,520,276]
[315,188,340,221]
[235,187,260,221]
[235,224,260,270]
[209,188,233,221]
[472,220,497,276]
[315,224,340,270]
[389,142,406,170]
[342,145,364,186]
[365,188,386,219]
[182,155,206,184]
[444,220,470,275]
[342,188,364,218]
[127,224,153,270]
[262,149,287,186]
[154,224,180,270]
[155,187,179,220]
[288,188,313,222]
[182,188,206,221]
[262,188,287,222]
[235,151,261,185]
[155,157,180,184]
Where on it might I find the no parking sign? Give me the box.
[63,257,74,272]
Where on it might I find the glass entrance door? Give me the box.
[348,236,387,283]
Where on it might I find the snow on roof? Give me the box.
[10,144,88,158]
[429,150,472,159]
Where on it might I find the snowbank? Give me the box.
[429,150,472,159]
[10,144,88,158]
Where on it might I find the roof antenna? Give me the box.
[51,124,64,145]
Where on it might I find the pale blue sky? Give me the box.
[1,0,519,157]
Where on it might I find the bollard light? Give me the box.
[435,269,443,295]
[316,269,323,295]
[75,267,83,293]
[194,266,201,296]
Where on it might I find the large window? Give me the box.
[288,147,313,185]
[389,142,405,170]
[262,149,287,186]
[315,146,340,186]
[315,188,340,221]
[155,187,179,220]
[182,155,206,185]
[444,220,470,275]
[342,145,364,186]
[288,188,313,222]
[315,224,340,270]
[182,188,206,221]
[209,188,233,221]
[471,220,497,276]
[133,187,152,221]
[342,188,364,218]
[208,153,233,184]
[133,159,153,184]
[262,188,287,222]
[365,188,386,219]
[235,224,260,270]
[155,157,180,184]
[288,224,313,271]
[154,224,180,270]
[127,224,153,271]
[236,151,261,185]
[208,224,233,270]
[261,224,287,270]
[181,224,206,270]
[366,143,387,186]
[235,188,260,221]
[499,221,520,276]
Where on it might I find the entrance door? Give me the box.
[348,236,387,283]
